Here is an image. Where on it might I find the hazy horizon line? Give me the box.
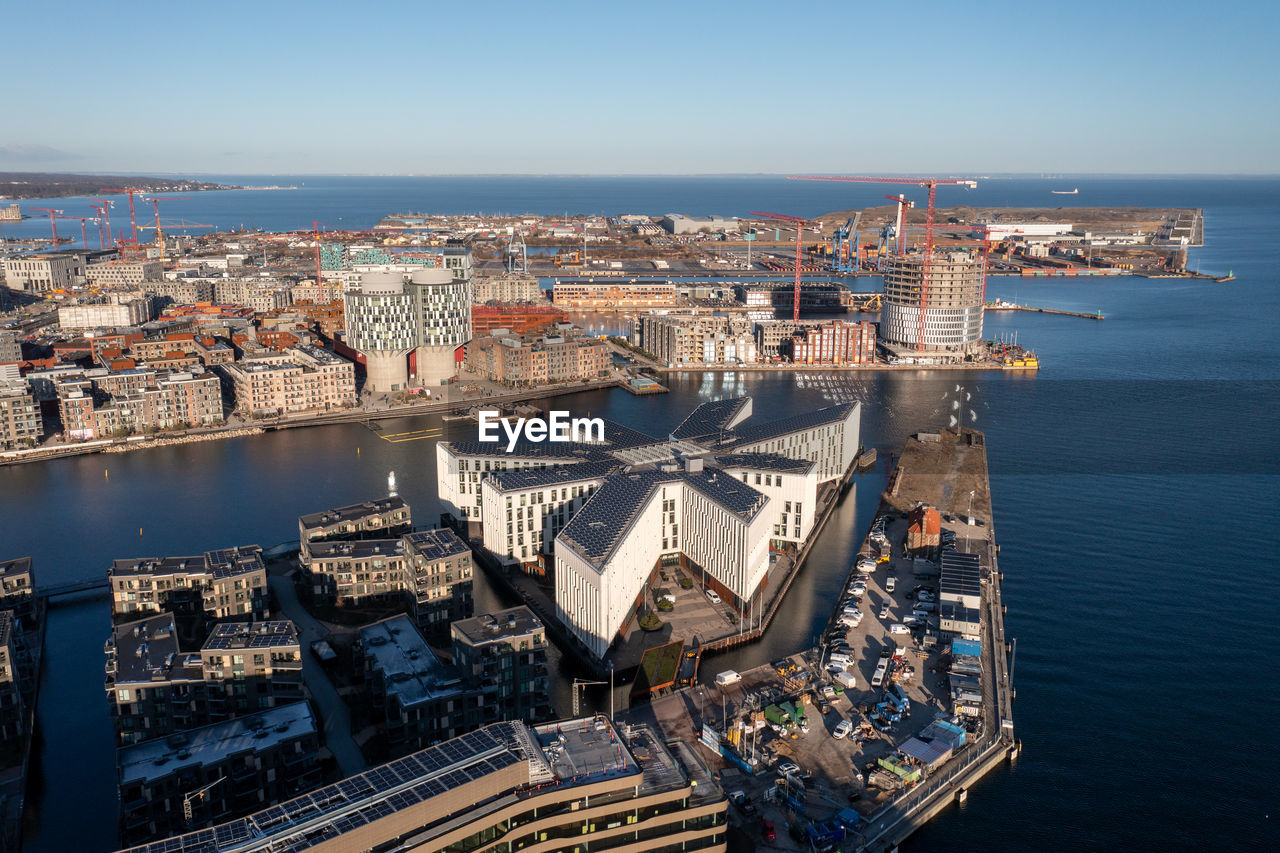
[3,170,1279,179]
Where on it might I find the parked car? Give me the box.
[889,623,910,634]
[886,576,897,593]
[828,651,852,665]
[879,602,891,619]
[821,685,836,699]
[916,590,936,603]
[705,589,721,605]
[760,817,776,841]
[776,762,800,777]
[833,719,853,739]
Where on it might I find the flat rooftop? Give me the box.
[304,538,404,561]
[360,616,467,707]
[0,556,32,581]
[532,717,639,785]
[118,701,316,786]
[298,495,409,531]
[403,528,468,561]
[452,606,544,647]
[110,613,200,686]
[203,620,298,651]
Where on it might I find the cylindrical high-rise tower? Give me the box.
[344,271,417,392]
[880,251,984,354]
[407,268,472,387]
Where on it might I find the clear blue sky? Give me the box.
[3,0,1276,175]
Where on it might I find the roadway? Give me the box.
[267,570,368,778]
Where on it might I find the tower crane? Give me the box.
[748,210,813,322]
[789,176,978,350]
[138,196,191,263]
[29,208,64,249]
[102,187,148,244]
[87,199,115,249]
[53,214,99,250]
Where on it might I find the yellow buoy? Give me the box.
[104,468,109,480]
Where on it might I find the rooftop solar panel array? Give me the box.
[120,723,533,853]
[487,459,621,491]
[940,550,982,598]
[403,529,468,560]
[669,397,750,441]
[723,402,855,447]
[558,468,766,564]
[714,452,815,473]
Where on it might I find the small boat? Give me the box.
[1051,188,1078,195]
[442,410,475,422]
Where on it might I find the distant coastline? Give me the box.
[0,171,240,200]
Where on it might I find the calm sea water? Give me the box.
[3,177,1278,851]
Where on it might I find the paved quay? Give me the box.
[620,428,1016,851]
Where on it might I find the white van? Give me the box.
[827,651,852,665]
[715,670,742,687]
[886,576,897,593]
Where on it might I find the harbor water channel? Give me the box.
[6,242,1280,848]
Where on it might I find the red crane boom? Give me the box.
[749,210,811,322]
[788,176,977,350]
[30,208,64,249]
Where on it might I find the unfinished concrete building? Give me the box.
[880,250,984,355]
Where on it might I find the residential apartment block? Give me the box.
[298,495,411,545]
[120,717,725,853]
[108,545,269,623]
[630,313,757,366]
[84,260,162,288]
[464,333,608,386]
[451,607,552,724]
[57,296,152,331]
[106,614,304,745]
[58,370,223,439]
[788,319,877,364]
[472,274,542,304]
[300,529,474,632]
[552,279,676,309]
[116,701,320,847]
[0,381,42,450]
[0,612,33,753]
[2,252,85,293]
[222,345,356,417]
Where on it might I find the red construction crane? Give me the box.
[789,176,978,350]
[102,187,148,244]
[54,214,99,250]
[88,202,111,248]
[30,208,64,249]
[88,198,115,247]
[749,211,813,322]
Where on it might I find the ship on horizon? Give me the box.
[1051,188,1079,195]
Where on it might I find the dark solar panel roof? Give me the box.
[670,397,750,441]
[714,452,815,473]
[403,528,468,560]
[202,620,298,650]
[487,459,621,491]
[722,402,855,447]
[940,550,982,598]
[559,468,765,564]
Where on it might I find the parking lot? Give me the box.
[623,508,965,849]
